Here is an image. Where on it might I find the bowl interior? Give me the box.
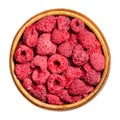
[10,8,110,110]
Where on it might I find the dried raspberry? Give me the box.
[87,40,102,54]
[57,41,73,58]
[83,64,101,85]
[63,66,83,80]
[15,63,32,80]
[57,16,71,31]
[36,33,57,55]
[78,30,96,49]
[71,95,82,103]
[36,16,56,32]
[90,52,104,71]
[47,74,65,95]
[22,78,33,91]
[30,85,47,102]
[14,45,34,63]
[32,69,50,85]
[83,63,92,72]
[68,79,92,97]
[52,29,70,44]
[23,25,38,47]
[71,18,85,33]
[63,66,83,88]
[83,85,94,97]
[48,54,68,74]
[72,45,89,66]
[31,55,47,70]
[58,89,72,103]
[69,33,79,46]
[47,94,63,105]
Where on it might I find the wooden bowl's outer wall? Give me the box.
[10,8,111,110]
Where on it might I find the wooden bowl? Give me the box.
[9,8,110,110]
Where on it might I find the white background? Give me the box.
[0,0,119,119]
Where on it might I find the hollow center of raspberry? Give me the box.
[75,22,79,26]
[21,51,26,56]
[54,61,60,67]
[54,79,60,86]
[35,66,41,72]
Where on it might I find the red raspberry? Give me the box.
[72,45,89,66]
[83,63,101,85]
[48,54,68,73]
[71,96,82,103]
[90,52,104,71]
[83,63,92,72]
[22,78,33,91]
[83,85,94,97]
[68,79,92,97]
[36,33,57,55]
[47,74,65,95]
[69,33,79,46]
[30,85,47,102]
[78,30,96,49]
[87,40,102,54]
[23,25,38,47]
[14,45,34,63]
[15,63,32,80]
[57,16,71,31]
[63,66,83,88]
[31,55,47,70]
[52,29,70,44]
[58,89,72,103]
[84,71,101,85]
[32,69,50,85]
[63,66,83,80]
[57,41,73,58]
[35,16,56,32]
[71,18,85,33]
[47,94,63,105]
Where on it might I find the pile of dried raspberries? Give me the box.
[14,15,105,105]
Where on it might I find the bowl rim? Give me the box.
[9,8,111,110]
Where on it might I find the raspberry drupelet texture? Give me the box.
[78,30,97,49]
[90,52,104,71]
[68,79,93,97]
[32,69,50,85]
[58,89,72,103]
[31,55,47,70]
[47,94,63,105]
[47,74,65,95]
[63,66,84,88]
[30,85,47,102]
[14,45,34,63]
[52,29,70,44]
[57,41,73,58]
[57,16,71,31]
[36,15,56,32]
[48,54,68,74]
[69,33,79,46]
[71,96,82,103]
[63,66,83,80]
[36,33,57,55]
[72,45,89,66]
[71,18,85,33]
[23,25,38,47]
[15,63,32,81]
[83,63,101,85]
[22,78,33,91]
[87,40,102,55]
